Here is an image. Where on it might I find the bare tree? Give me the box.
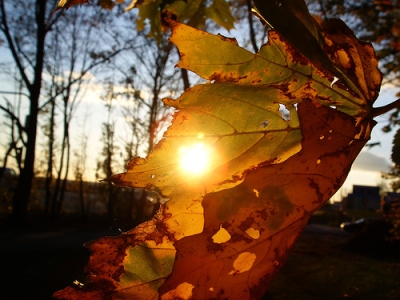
[96,81,121,221]
[108,30,185,223]
[73,115,89,219]
[0,1,132,224]
[119,33,182,156]
[0,0,55,225]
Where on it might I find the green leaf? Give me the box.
[128,0,235,41]
[169,21,367,117]
[111,18,381,199]
[136,0,163,41]
[204,0,235,30]
[166,0,207,27]
[113,81,301,199]
[118,238,176,297]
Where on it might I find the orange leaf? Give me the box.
[55,0,89,10]
[158,100,370,299]
[51,0,89,18]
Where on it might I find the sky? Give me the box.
[331,86,398,200]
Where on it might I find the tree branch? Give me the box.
[0,102,26,145]
[0,90,30,99]
[180,69,190,90]
[0,0,32,90]
[372,98,400,117]
[38,45,132,111]
[246,0,259,53]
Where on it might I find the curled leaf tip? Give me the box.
[56,0,89,10]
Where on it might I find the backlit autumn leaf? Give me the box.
[54,2,382,299]
[130,0,235,41]
[55,0,89,11]
[54,0,123,12]
[159,99,369,299]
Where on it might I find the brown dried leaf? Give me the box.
[159,99,370,299]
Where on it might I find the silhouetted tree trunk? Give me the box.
[51,96,69,218]
[73,116,88,219]
[0,0,51,225]
[44,97,55,216]
[0,105,22,182]
[78,175,85,218]
[246,0,259,53]
[98,83,119,221]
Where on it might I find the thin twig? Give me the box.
[372,98,400,117]
[0,102,26,146]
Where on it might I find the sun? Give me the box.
[179,143,211,175]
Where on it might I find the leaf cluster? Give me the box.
[130,0,235,41]
[53,1,388,299]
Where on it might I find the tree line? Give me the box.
[0,0,189,224]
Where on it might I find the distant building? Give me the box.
[342,185,381,211]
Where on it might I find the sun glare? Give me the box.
[179,143,211,175]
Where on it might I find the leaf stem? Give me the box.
[373,98,400,117]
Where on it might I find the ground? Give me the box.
[1,219,399,299]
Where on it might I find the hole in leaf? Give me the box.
[73,280,84,288]
[212,225,231,244]
[147,190,166,204]
[279,104,290,121]
[162,282,194,299]
[160,197,169,204]
[330,76,339,88]
[228,252,256,275]
[245,227,260,239]
[261,120,270,128]
[253,189,260,197]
